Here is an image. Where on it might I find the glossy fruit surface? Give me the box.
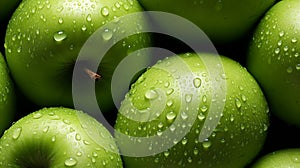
[115,53,269,168]
[0,107,122,167]
[5,0,150,114]
[138,0,275,44]
[247,0,300,127]
[0,52,15,135]
[251,148,300,168]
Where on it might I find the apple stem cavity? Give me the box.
[84,68,101,81]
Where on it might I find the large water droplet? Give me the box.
[166,111,176,120]
[235,98,242,109]
[145,89,158,100]
[202,139,212,149]
[86,14,92,22]
[12,127,22,140]
[33,112,43,119]
[101,6,109,17]
[53,31,67,42]
[102,28,113,41]
[292,37,298,43]
[64,157,77,167]
[193,78,201,88]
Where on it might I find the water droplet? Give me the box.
[166,111,176,120]
[287,66,293,73]
[102,28,113,41]
[185,94,192,103]
[296,64,300,70]
[81,25,87,31]
[277,40,282,46]
[193,78,202,88]
[75,134,81,141]
[51,136,56,142]
[12,127,22,140]
[193,148,199,155]
[166,88,174,95]
[202,139,212,149]
[43,126,49,133]
[202,95,207,103]
[101,6,109,17]
[86,14,92,22]
[58,17,64,24]
[166,100,173,107]
[279,31,285,37]
[181,137,188,145]
[181,111,188,120]
[292,37,298,43]
[295,53,299,58]
[64,157,77,167]
[284,46,289,51]
[145,89,158,100]
[235,98,242,109]
[200,105,208,112]
[274,48,280,54]
[241,95,247,102]
[33,112,43,119]
[53,31,67,42]
[164,151,170,157]
[198,113,205,121]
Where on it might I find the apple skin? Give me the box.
[137,0,275,44]
[0,107,123,167]
[114,53,269,168]
[247,0,300,127]
[0,52,16,136]
[5,0,151,114]
[251,148,300,168]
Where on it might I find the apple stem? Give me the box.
[84,68,101,81]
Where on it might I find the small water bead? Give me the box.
[58,17,64,24]
[86,14,92,22]
[101,6,109,17]
[202,139,212,149]
[279,31,285,37]
[102,28,113,41]
[181,137,188,145]
[193,78,202,88]
[33,112,43,119]
[166,100,173,107]
[235,98,242,109]
[197,113,205,121]
[274,48,280,54]
[164,151,170,157]
[43,126,49,133]
[200,105,208,112]
[185,94,192,103]
[287,66,293,73]
[296,64,300,70]
[75,133,81,141]
[166,88,174,95]
[181,111,188,120]
[51,136,56,142]
[64,157,78,167]
[166,111,176,120]
[145,89,158,100]
[12,127,22,140]
[81,25,87,31]
[292,37,298,43]
[53,31,67,42]
[277,40,282,46]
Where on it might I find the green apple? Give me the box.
[251,148,300,168]
[137,0,275,44]
[247,0,300,127]
[5,0,151,115]
[0,52,16,136]
[0,107,122,167]
[114,53,269,167]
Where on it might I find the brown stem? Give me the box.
[84,68,101,81]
